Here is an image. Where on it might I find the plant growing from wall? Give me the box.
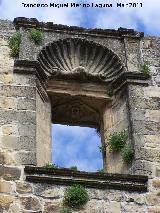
[97,169,104,174]
[140,62,150,75]
[70,166,78,171]
[121,146,134,164]
[60,208,72,213]
[29,28,43,44]
[108,130,128,152]
[107,88,114,97]
[8,32,21,57]
[43,162,59,169]
[98,144,106,155]
[63,184,89,209]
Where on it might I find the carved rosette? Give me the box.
[38,38,125,82]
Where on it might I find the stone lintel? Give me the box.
[13,17,144,38]
[46,79,109,101]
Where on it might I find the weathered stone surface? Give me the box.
[16,181,33,194]
[145,110,160,123]
[0,195,15,212]
[44,201,64,213]
[0,180,15,193]
[18,124,36,136]
[133,120,160,135]
[132,160,153,176]
[0,85,36,98]
[2,73,13,84]
[128,85,144,97]
[17,98,36,111]
[147,206,160,213]
[144,135,160,149]
[155,167,160,177]
[2,124,18,136]
[122,204,147,213]
[146,193,160,206]
[132,109,146,121]
[22,211,42,213]
[88,189,121,201]
[121,192,146,205]
[8,202,22,213]
[0,97,16,109]
[144,87,160,98]
[1,135,36,151]
[135,148,160,162]
[152,179,160,188]
[13,73,36,86]
[36,92,51,166]
[0,110,36,125]
[0,165,21,181]
[14,151,36,165]
[129,96,160,110]
[0,149,15,164]
[83,200,121,213]
[20,196,41,211]
[33,184,65,199]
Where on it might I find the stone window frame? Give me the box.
[13,37,150,173]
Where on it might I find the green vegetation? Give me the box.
[43,162,59,169]
[140,62,150,75]
[70,166,78,171]
[8,32,21,57]
[63,184,89,209]
[108,130,134,164]
[97,169,104,174]
[60,208,72,213]
[29,28,43,44]
[108,130,128,152]
[107,89,114,97]
[121,146,134,164]
[98,144,106,155]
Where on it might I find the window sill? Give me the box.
[24,166,148,192]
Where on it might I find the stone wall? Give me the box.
[127,37,160,178]
[0,18,160,213]
[0,181,150,213]
[0,21,35,166]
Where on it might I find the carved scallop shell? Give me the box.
[38,38,125,81]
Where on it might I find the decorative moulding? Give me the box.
[13,17,144,38]
[13,59,150,94]
[37,38,125,82]
[25,166,148,192]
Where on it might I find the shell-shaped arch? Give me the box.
[37,38,125,81]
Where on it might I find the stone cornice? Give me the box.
[109,72,151,93]
[14,59,48,101]
[13,59,151,92]
[13,17,144,38]
[25,166,148,192]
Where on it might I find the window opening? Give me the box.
[52,124,103,172]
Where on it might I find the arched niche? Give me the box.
[37,38,126,82]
